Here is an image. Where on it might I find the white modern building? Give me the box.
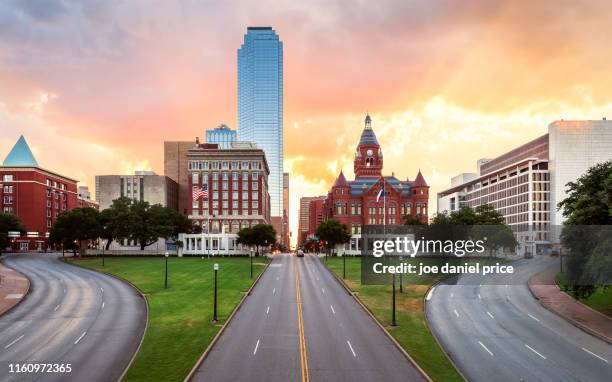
[437,119,612,254]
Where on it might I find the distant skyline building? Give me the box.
[237,26,284,231]
[206,124,237,149]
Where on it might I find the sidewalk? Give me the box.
[0,259,30,316]
[529,265,612,344]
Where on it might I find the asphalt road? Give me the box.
[426,255,612,382]
[0,253,146,382]
[191,253,426,382]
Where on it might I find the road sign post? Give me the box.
[213,263,219,323]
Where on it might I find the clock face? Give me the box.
[366,149,373,157]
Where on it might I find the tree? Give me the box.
[99,197,133,250]
[251,224,277,255]
[315,220,351,256]
[129,201,173,250]
[474,204,505,225]
[49,208,101,256]
[237,227,256,252]
[403,214,425,225]
[558,161,612,298]
[0,214,26,254]
[128,201,199,250]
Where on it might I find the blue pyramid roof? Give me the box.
[3,136,39,167]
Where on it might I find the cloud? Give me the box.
[1,0,612,246]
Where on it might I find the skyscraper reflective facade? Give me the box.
[238,26,283,217]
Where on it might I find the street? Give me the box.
[426,256,612,381]
[190,253,427,381]
[0,253,146,382]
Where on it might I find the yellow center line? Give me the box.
[294,257,310,382]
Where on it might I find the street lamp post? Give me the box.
[391,273,397,326]
[343,253,346,279]
[213,263,219,323]
[102,240,105,267]
[399,256,403,293]
[164,252,169,289]
[250,250,253,278]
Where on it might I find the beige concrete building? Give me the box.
[95,171,178,211]
[437,119,612,254]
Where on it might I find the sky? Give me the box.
[1,0,612,246]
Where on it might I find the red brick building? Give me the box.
[182,140,271,233]
[1,136,79,250]
[323,115,429,234]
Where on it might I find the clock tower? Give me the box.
[354,114,383,178]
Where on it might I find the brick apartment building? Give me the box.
[297,195,325,246]
[165,138,271,234]
[0,136,79,250]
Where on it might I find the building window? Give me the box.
[222,181,228,190]
[242,181,249,189]
[406,203,412,215]
[252,192,258,200]
[242,161,249,170]
[232,200,238,209]
[3,206,13,214]
[351,203,355,215]
[192,200,199,209]
[192,173,199,183]
[253,201,259,209]
[3,185,13,193]
[337,204,343,215]
[222,192,228,200]
[3,174,14,182]
[252,182,258,190]
[243,201,249,210]
[3,196,13,204]
[222,201,228,209]
[232,192,239,200]
[232,181,238,189]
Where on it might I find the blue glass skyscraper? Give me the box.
[206,124,237,149]
[238,27,283,218]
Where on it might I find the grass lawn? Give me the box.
[70,256,268,382]
[325,256,504,382]
[556,272,612,317]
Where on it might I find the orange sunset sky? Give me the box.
[1,1,611,246]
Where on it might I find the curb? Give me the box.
[423,279,469,382]
[527,273,612,345]
[61,257,149,382]
[0,255,31,317]
[320,257,433,382]
[183,256,272,382]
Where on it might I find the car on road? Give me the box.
[296,249,304,257]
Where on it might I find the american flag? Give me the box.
[192,184,208,200]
